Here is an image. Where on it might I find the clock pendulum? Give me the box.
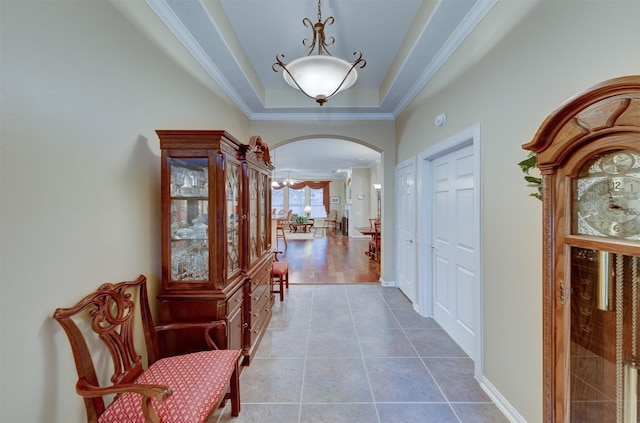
[598,251,614,311]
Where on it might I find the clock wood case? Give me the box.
[524,75,640,422]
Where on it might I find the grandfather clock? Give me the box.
[524,75,640,422]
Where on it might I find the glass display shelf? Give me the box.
[226,161,240,276]
[169,157,209,281]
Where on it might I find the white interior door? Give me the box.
[395,159,416,303]
[431,144,476,357]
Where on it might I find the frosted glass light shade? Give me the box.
[283,55,358,100]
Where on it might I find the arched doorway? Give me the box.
[271,137,383,283]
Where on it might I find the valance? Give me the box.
[272,181,331,215]
[271,181,329,190]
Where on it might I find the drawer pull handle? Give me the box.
[253,311,259,317]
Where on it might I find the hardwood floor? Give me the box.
[275,233,380,284]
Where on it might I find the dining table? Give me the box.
[355,226,380,236]
[356,226,381,262]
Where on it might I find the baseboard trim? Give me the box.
[478,375,527,423]
[380,279,396,287]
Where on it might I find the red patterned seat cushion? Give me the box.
[98,349,240,423]
[271,262,288,275]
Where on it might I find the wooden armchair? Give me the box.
[52,275,241,423]
[323,209,338,235]
[276,210,292,247]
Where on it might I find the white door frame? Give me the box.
[416,123,483,375]
[394,157,417,306]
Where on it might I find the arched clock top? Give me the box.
[523,75,640,172]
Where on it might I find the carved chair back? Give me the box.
[277,210,293,229]
[53,275,158,420]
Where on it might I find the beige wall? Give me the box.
[0,1,249,422]
[396,1,640,421]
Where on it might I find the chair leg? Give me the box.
[271,273,284,301]
[278,228,287,247]
[230,363,240,416]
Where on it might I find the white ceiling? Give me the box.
[272,138,381,181]
[120,0,496,180]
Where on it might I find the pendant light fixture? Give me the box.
[281,171,299,186]
[272,0,366,106]
[272,171,300,188]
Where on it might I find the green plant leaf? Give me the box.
[519,152,542,201]
[518,153,537,174]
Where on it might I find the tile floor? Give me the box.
[213,284,509,423]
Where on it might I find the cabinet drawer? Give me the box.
[249,288,271,322]
[248,295,274,344]
[227,285,244,315]
[250,264,271,292]
[250,283,269,309]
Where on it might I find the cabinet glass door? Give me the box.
[226,162,240,275]
[169,158,208,281]
[570,247,640,422]
[249,169,259,262]
[260,173,269,252]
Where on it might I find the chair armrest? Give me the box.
[154,321,227,350]
[76,378,172,401]
[77,379,171,423]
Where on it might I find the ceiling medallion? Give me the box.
[272,0,366,106]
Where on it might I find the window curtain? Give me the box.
[272,181,330,214]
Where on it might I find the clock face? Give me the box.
[576,150,640,239]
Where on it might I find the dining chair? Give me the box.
[368,221,381,263]
[276,210,292,248]
[323,209,338,235]
[270,251,289,301]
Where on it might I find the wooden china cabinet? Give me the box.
[155,130,274,366]
[523,76,640,422]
